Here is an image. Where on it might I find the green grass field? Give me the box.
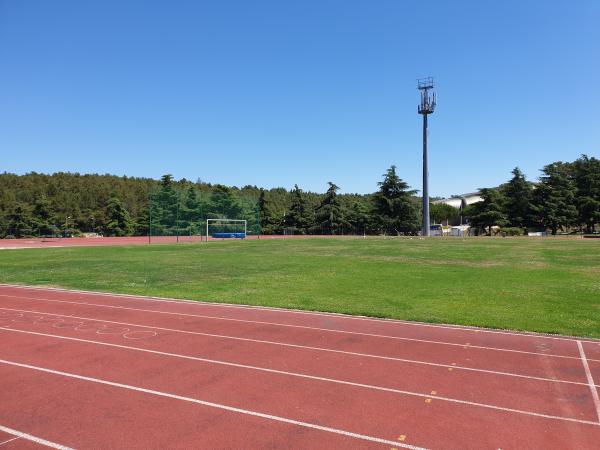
[1,237,599,338]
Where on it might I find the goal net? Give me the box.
[206,219,247,240]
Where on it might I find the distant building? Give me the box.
[433,192,483,210]
[431,192,483,227]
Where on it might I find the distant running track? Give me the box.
[0,235,334,249]
[1,284,599,449]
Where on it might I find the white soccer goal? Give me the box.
[206,218,247,241]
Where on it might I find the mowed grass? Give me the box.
[1,237,599,338]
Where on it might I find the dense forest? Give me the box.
[0,154,598,238]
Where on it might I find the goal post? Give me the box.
[206,218,247,241]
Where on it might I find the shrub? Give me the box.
[499,227,525,236]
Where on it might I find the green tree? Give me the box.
[372,166,420,235]
[135,206,150,236]
[345,199,372,235]
[429,202,460,225]
[209,185,243,219]
[181,185,202,234]
[572,155,600,233]
[502,167,533,230]
[258,189,279,234]
[531,162,578,235]
[315,182,347,234]
[284,184,312,233]
[6,203,33,237]
[238,195,261,235]
[150,174,179,235]
[465,188,507,235]
[105,196,134,236]
[31,196,55,236]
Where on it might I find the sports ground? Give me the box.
[1,237,599,449]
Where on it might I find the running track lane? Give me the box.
[1,286,598,383]
[1,285,600,449]
[1,307,598,421]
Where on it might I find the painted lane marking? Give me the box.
[0,425,73,450]
[0,294,591,362]
[1,306,597,387]
[0,310,156,340]
[0,437,19,446]
[1,327,599,426]
[3,283,598,345]
[0,359,426,450]
[577,341,600,423]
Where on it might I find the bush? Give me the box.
[499,227,525,236]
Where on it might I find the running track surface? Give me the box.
[1,285,599,449]
[0,235,334,249]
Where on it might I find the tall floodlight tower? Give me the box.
[417,77,436,236]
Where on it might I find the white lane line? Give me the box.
[2,307,596,387]
[1,327,599,427]
[0,425,74,450]
[3,283,600,344]
[0,359,425,450]
[0,294,586,361]
[0,437,19,446]
[577,341,600,423]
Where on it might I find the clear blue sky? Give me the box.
[1,1,598,197]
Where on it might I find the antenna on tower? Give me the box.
[417,77,436,115]
[417,77,436,237]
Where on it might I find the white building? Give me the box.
[433,192,483,210]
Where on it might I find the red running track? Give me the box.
[0,235,341,249]
[1,284,600,449]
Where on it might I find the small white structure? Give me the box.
[450,225,471,237]
[527,231,547,237]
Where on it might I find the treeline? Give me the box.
[465,154,600,235]
[0,167,423,237]
[0,154,598,238]
[263,166,421,235]
[0,172,267,238]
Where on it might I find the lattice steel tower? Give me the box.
[417,77,436,236]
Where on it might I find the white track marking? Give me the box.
[4,283,599,344]
[2,307,597,386]
[0,359,425,450]
[0,293,588,361]
[1,327,599,426]
[0,425,73,450]
[577,341,600,423]
[0,437,19,446]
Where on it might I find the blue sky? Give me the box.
[1,1,598,197]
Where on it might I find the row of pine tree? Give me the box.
[0,154,598,238]
[467,155,600,235]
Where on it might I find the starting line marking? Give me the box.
[577,341,600,423]
[1,306,596,388]
[0,358,426,450]
[1,293,594,362]
[2,327,599,427]
[0,425,74,450]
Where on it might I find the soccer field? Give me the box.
[1,237,599,338]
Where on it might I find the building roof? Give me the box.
[433,192,483,209]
